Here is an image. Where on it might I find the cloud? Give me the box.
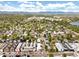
[0,4,15,11]
[44,2,74,9]
[0,1,79,12]
[44,2,79,12]
[19,1,46,12]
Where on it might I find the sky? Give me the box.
[0,1,79,12]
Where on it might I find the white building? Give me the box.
[37,38,41,43]
[37,43,42,50]
[55,43,64,51]
[69,43,79,51]
[15,43,23,52]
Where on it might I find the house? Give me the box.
[21,42,36,52]
[15,43,23,52]
[69,43,79,51]
[55,43,64,51]
[0,43,6,52]
[2,44,8,52]
[37,43,42,51]
[55,42,74,52]
[37,38,41,43]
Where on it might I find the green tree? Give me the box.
[45,45,48,51]
[48,33,52,42]
[48,54,54,57]
[62,53,67,57]
[10,33,19,40]
[1,34,8,40]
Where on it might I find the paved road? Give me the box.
[0,50,48,57]
[47,51,79,57]
[1,51,79,57]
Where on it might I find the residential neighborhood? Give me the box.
[0,14,79,57]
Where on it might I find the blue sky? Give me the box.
[0,1,79,12]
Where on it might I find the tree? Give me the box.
[48,33,52,42]
[45,45,48,51]
[56,47,58,52]
[10,32,19,40]
[1,34,8,40]
[48,54,54,57]
[62,53,67,57]
[66,33,73,41]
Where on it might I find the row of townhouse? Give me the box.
[55,41,79,52]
